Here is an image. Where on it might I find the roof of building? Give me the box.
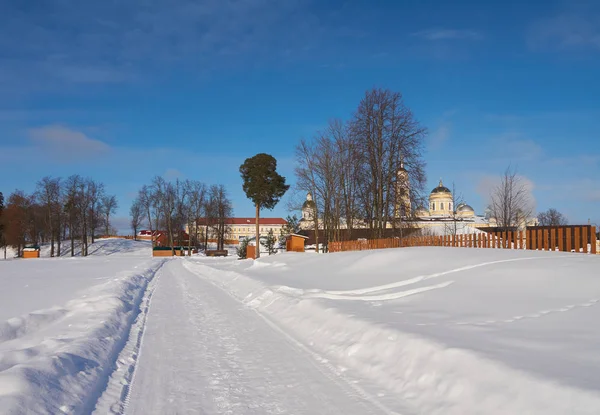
[457,203,475,212]
[431,179,451,194]
[196,217,287,226]
[302,199,316,208]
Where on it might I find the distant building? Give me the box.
[137,230,190,246]
[192,217,288,242]
[298,165,492,235]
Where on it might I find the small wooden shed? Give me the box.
[286,234,308,252]
[22,246,40,259]
[246,244,256,260]
[152,247,174,257]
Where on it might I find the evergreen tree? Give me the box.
[283,214,301,235]
[262,229,277,255]
[240,153,289,258]
[237,237,249,259]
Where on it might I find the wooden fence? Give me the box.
[328,225,597,254]
[98,235,135,240]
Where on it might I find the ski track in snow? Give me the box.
[118,260,395,415]
[92,260,167,415]
[301,255,573,298]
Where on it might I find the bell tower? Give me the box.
[395,159,411,218]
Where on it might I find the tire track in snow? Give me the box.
[312,255,573,297]
[183,260,403,415]
[91,259,169,415]
[304,281,454,301]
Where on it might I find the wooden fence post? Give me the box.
[566,228,572,252]
[591,226,597,255]
[582,226,588,254]
[558,228,564,252]
[550,229,556,251]
[542,229,548,251]
[574,226,581,253]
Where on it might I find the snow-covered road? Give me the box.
[4,239,599,414]
[102,260,392,415]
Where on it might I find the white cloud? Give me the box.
[411,29,483,41]
[476,173,536,212]
[163,168,183,180]
[428,122,451,150]
[491,133,544,162]
[28,125,110,162]
[528,14,600,52]
[0,0,322,95]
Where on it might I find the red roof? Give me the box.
[196,217,287,226]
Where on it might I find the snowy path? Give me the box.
[115,260,392,415]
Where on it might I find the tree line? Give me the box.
[130,177,233,253]
[0,176,118,258]
[294,88,427,245]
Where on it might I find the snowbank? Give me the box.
[0,239,163,413]
[186,248,600,414]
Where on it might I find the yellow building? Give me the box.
[416,179,476,219]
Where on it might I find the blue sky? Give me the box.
[0,0,599,231]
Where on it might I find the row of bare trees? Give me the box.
[0,176,118,258]
[131,177,233,252]
[294,88,427,245]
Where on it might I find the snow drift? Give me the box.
[186,247,600,415]
[0,239,161,414]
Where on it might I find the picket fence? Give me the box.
[328,225,597,255]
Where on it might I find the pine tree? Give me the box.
[262,229,277,255]
[239,153,289,258]
[237,237,249,259]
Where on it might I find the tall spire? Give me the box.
[439,178,443,187]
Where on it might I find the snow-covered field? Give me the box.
[0,239,162,414]
[1,238,599,414]
[190,248,600,414]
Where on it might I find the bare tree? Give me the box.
[537,208,568,226]
[88,180,104,244]
[35,176,62,257]
[130,197,145,240]
[295,138,321,251]
[64,175,82,256]
[137,185,157,247]
[207,185,233,251]
[101,195,118,235]
[3,191,33,257]
[294,88,427,246]
[488,166,534,230]
[350,88,427,238]
[182,180,206,251]
[444,182,465,237]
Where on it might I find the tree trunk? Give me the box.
[70,222,75,257]
[255,204,260,259]
[56,219,61,257]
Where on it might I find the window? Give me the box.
[432,202,435,211]
[441,202,444,210]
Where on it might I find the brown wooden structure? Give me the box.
[286,234,308,253]
[329,225,597,255]
[152,249,174,257]
[206,250,228,257]
[22,250,40,259]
